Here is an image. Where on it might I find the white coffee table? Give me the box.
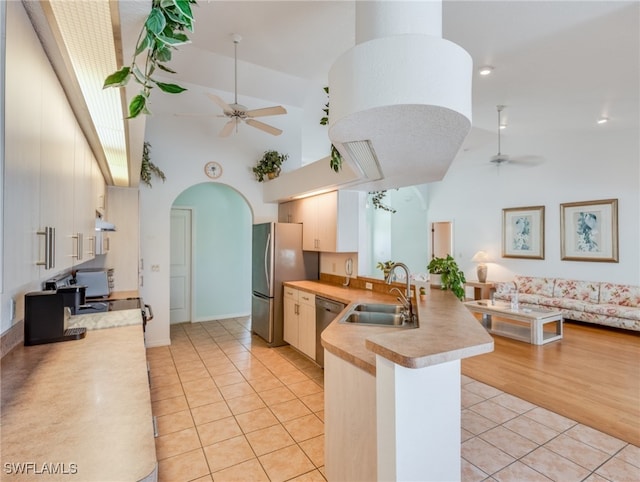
[464,300,563,345]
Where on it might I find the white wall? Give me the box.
[427,127,640,286]
[173,183,252,321]
[140,80,309,346]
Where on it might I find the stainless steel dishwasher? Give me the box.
[315,297,346,368]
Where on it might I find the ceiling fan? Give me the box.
[490,105,542,167]
[208,34,287,137]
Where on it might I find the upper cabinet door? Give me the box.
[294,191,359,253]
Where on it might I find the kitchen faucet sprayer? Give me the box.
[385,263,415,324]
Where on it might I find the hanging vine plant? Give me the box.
[369,190,396,213]
[320,87,343,172]
[140,141,166,187]
[103,0,197,118]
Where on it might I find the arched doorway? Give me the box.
[170,182,252,324]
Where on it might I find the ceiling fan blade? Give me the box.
[219,119,236,137]
[206,93,233,114]
[245,105,287,118]
[174,112,217,117]
[510,155,545,166]
[245,119,283,136]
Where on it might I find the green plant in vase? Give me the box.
[376,260,395,280]
[427,255,466,301]
[252,150,288,182]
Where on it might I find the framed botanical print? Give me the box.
[560,199,618,262]
[502,206,545,259]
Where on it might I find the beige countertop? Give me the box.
[0,313,156,481]
[286,280,494,375]
[68,308,142,331]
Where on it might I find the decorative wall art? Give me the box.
[560,199,618,262]
[502,206,545,259]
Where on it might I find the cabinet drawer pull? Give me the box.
[72,232,83,260]
[152,416,159,438]
[36,226,55,269]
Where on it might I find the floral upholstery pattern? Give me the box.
[553,279,600,303]
[514,276,555,297]
[599,283,640,307]
[492,276,639,331]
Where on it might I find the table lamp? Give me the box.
[471,251,491,283]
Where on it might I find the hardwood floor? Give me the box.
[461,318,640,447]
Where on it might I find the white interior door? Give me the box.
[170,208,192,324]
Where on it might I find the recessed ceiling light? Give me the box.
[478,66,494,76]
[597,117,609,124]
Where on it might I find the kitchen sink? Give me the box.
[353,303,404,314]
[341,311,407,327]
[339,302,417,328]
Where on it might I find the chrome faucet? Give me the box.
[385,262,414,322]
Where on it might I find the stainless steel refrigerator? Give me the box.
[252,222,318,346]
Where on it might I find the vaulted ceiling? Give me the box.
[28,1,640,187]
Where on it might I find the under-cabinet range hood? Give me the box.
[328,0,472,191]
[95,217,116,232]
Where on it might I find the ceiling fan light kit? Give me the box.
[207,34,287,137]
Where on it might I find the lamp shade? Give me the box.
[472,251,491,263]
[472,251,491,283]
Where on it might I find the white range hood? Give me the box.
[328,1,472,191]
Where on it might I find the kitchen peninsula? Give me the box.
[285,280,494,481]
[0,310,157,481]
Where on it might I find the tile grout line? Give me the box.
[167,319,326,480]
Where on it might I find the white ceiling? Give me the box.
[115,1,639,184]
[119,1,639,126]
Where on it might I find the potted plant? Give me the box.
[427,255,466,301]
[419,286,426,301]
[376,260,395,280]
[253,150,289,182]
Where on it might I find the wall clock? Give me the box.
[204,161,223,179]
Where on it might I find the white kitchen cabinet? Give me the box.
[40,65,75,271]
[300,191,359,252]
[297,291,316,359]
[3,1,102,291]
[4,8,43,285]
[283,287,299,347]
[73,132,98,264]
[283,287,316,359]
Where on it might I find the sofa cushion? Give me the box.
[585,304,640,321]
[599,283,640,307]
[514,276,555,297]
[553,279,600,303]
[518,294,546,305]
[580,312,640,331]
[545,297,587,312]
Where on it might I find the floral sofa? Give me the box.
[494,276,640,331]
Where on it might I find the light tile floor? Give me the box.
[147,318,640,482]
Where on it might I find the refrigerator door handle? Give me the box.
[264,232,271,293]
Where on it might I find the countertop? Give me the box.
[68,308,142,331]
[285,280,494,375]
[0,312,156,481]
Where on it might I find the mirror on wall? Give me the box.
[358,185,429,280]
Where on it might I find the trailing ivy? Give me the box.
[320,87,343,172]
[103,0,197,118]
[369,190,396,213]
[140,141,166,187]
